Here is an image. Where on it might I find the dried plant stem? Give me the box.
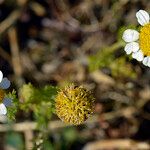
[8,27,24,87]
[0,107,136,132]
[0,107,138,149]
[102,40,125,54]
[83,139,150,150]
[0,47,12,65]
[24,130,34,150]
[0,0,28,34]
[0,10,20,34]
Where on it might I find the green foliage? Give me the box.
[89,41,136,79]
[110,57,136,78]
[62,127,78,143]
[54,126,79,150]
[5,132,24,150]
[20,84,58,109]
[32,133,54,150]
[3,83,58,126]
[34,101,53,130]
[89,46,115,71]
[6,90,19,121]
[42,140,54,150]
[89,41,124,71]
[19,83,59,149]
[20,83,58,129]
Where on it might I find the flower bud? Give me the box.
[19,83,35,102]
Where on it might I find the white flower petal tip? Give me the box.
[143,57,150,67]
[132,50,144,62]
[136,10,150,26]
[122,29,139,42]
[132,52,138,59]
[137,52,144,62]
[0,78,11,89]
[124,42,139,54]
[124,46,132,54]
[3,98,12,107]
[147,60,150,67]
[143,57,149,66]
[0,71,3,83]
[0,104,7,115]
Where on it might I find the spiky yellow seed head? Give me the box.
[55,84,95,125]
[0,89,5,102]
[19,83,34,102]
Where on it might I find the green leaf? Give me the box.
[5,132,24,150]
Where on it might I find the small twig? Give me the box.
[29,2,46,16]
[0,47,12,65]
[8,27,24,87]
[102,92,131,104]
[0,10,21,34]
[24,130,34,150]
[0,0,28,34]
[42,18,81,34]
[0,107,137,132]
[83,139,150,150]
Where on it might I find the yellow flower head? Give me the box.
[55,84,95,125]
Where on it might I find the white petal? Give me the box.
[3,98,12,107]
[0,71,3,83]
[136,10,150,26]
[124,44,132,54]
[131,42,140,52]
[132,52,138,59]
[147,57,150,67]
[0,104,7,115]
[132,50,144,61]
[0,78,10,89]
[122,29,139,42]
[124,42,139,54]
[136,50,144,61]
[143,57,149,66]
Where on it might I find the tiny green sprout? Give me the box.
[55,84,95,125]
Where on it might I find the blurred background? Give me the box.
[0,0,150,149]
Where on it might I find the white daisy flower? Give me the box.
[122,10,150,67]
[0,71,12,115]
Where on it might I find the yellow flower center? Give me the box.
[0,89,5,102]
[139,23,150,56]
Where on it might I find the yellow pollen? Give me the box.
[139,23,150,56]
[0,89,5,102]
